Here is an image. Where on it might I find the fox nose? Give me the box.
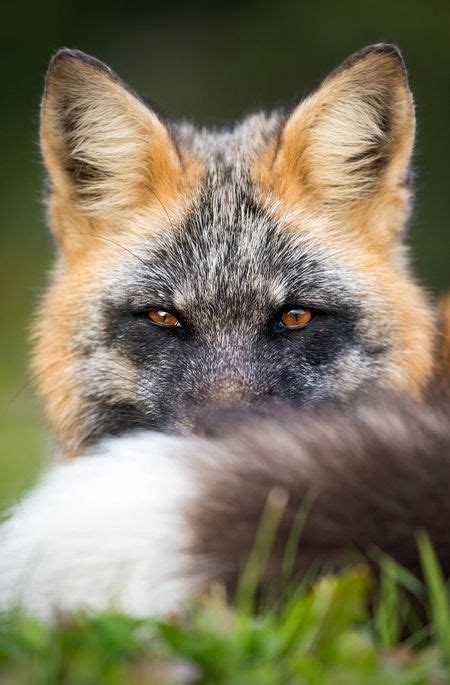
[191,403,272,437]
[177,351,277,434]
[203,376,262,406]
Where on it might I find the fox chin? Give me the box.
[0,43,449,619]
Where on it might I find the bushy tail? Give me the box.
[185,389,450,595]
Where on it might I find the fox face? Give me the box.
[34,45,436,456]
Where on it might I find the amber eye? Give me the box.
[278,307,314,330]
[147,308,181,328]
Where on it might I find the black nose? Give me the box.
[193,404,270,438]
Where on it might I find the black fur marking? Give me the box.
[91,175,382,441]
[82,401,152,447]
[345,95,393,178]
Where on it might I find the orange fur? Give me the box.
[437,294,450,376]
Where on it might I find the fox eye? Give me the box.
[276,307,314,331]
[147,308,181,328]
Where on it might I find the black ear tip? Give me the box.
[351,43,406,69]
[47,48,112,78]
[329,43,408,83]
[49,48,90,68]
[364,42,403,57]
[365,43,405,66]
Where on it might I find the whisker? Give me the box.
[64,232,151,269]
[3,356,76,418]
[102,370,152,397]
[148,188,176,232]
[4,357,152,419]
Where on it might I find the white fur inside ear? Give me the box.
[0,432,199,620]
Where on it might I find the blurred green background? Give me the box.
[1,0,449,507]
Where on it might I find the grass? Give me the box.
[0,541,449,684]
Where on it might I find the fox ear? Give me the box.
[263,45,415,241]
[41,49,182,215]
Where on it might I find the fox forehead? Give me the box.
[84,110,390,320]
[174,111,282,165]
[78,114,370,315]
[99,183,364,322]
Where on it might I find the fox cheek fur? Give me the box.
[33,44,436,456]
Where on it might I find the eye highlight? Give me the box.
[277,307,314,331]
[147,308,181,328]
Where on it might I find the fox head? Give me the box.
[34,44,436,456]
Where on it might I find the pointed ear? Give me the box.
[41,49,182,215]
[259,45,415,241]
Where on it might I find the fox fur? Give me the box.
[0,43,448,618]
[33,43,437,458]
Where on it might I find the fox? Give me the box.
[0,43,449,619]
